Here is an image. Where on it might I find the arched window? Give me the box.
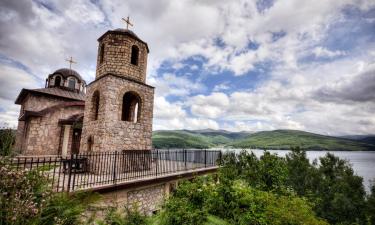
[68,77,76,89]
[122,91,141,123]
[87,136,93,152]
[55,76,61,87]
[131,45,139,65]
[99,44,105,64]
[92,91,100,120]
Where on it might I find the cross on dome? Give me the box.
[65,56,77,69]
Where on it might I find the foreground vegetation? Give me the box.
[152,129,375,151]
[2,148,375,225]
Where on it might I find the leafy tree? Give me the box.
[366,181,375,225]
[285,147,318,196]
[220,150,288,192]
[313,153,366,224]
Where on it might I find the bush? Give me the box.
[220,150,288,192]
[208,180,328,225]
[0,129,16,156]
[0,158,96,225]
[0,158,50,224]
[99,205,148,225]
[158,178,211,225]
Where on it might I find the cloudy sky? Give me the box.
[0,0,374,135]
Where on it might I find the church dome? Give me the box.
[97,29,149,53]
[52,68,84,82]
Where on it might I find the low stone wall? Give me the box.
[96,181,174,215]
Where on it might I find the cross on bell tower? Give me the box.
[122,16,133,30]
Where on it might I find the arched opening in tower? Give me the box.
[122,91,141,123]
[91,91,100,120]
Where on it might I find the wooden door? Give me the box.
[71,128,82,154]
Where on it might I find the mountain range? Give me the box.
[152,129,375,151]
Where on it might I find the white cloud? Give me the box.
[312,46,346,58]
[0,0,375,136]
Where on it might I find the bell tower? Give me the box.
[80,24,154,152]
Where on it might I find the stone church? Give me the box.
[15,28,154,156]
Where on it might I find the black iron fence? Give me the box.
[6,149,221,192]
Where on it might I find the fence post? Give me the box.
[67,154,73,192]
[113,151,118,184]
[204,149,207,168]
[184,149,187,170]
[155,149,159,177]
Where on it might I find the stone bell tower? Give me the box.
[80,25,154,152]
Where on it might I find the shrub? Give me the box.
[0,129,16,156]
[0,158,96,225]
[209,180,328,225]
[158,178,212,225]
[0,158,50,224]
[100,205,148,225]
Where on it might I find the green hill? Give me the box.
[152,130,215,149]
[230,130,375,151]
[152,129,375,151]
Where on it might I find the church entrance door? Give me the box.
[71,128,82,154]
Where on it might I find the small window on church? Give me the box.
[87,136,93,152]
[99,44,105,64]
[92,91,100,120]
[68,78,76,89]
[122,91,141,123]
[55,76,61,87]
[131,45,139,65]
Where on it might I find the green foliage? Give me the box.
[161,178,327,225]
[0,158,96,225]
[0,158,51,224]
[219,149,370,225]
[158,178,210,225]
[312,153,366,224]
[285,146,317,196]
[219,150,288,192]
[36,192,100,225]
[0,129,16,156]
[366,182,375,225]
[99,206,148,225]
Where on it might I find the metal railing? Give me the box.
[7,149,221,192]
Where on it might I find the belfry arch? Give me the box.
[122,91,141,123]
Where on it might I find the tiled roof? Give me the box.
[15,87,86,104]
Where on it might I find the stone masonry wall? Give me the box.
[22,105,84,156]
[96,33,148,83]
[80,75,154,152]
[96,182,176,216]
[15,94,84,155]
[127,184,165,215]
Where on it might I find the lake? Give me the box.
[217,149,375,192]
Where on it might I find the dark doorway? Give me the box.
[71,128,82,154]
